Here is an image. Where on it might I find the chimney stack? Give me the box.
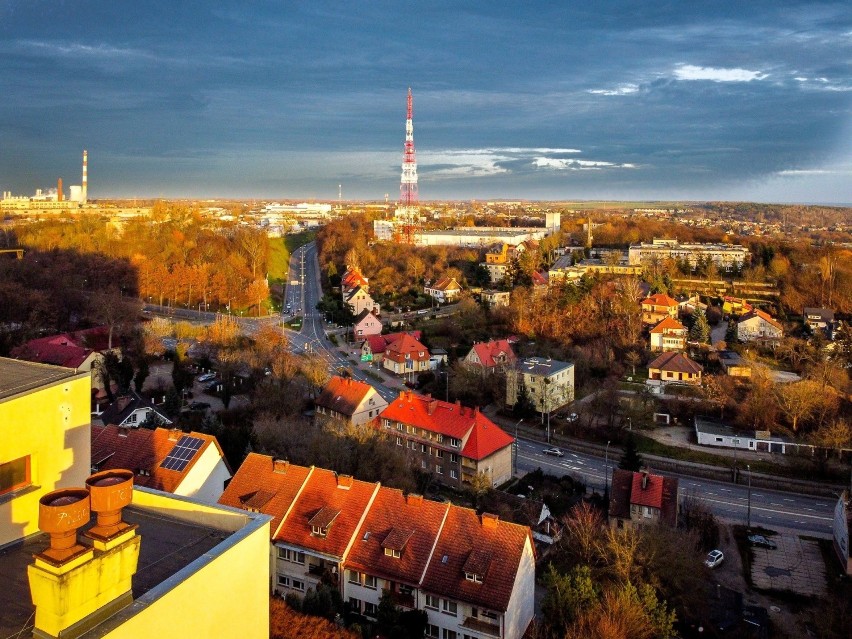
[57,178,63,201]
[35,488,91,565]
[641,471,649,490]
[406,493,423,506]
[273,459,290,474]
[82,149,88,203]
[85,469,134,540]
[481,512,499,530]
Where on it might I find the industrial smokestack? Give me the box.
[57,178,63,201]
[82,149,88,203]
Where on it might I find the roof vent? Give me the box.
[481,512,499,530]
[337,474,354,489]
[273,459,289,474]
[168,428,182,441]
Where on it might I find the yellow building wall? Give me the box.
[101,491,271,639]
[0,371,91,547]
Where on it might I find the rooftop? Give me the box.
[0,488,268,638]
[314,375,378,417]
[0,356,87,402]
[648,351,703,375]
[516,357,574,377]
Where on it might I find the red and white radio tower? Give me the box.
[395,87,419,244]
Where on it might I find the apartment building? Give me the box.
[380,391,514,488]
[628,238,749,271]
[506,357,575,415]
[220,455,536,639]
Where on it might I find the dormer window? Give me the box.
[308,506,340,538]
[465,572,483,583]
[384,548,401,559]
[462,549,491,585]
[312,525,328,537]
[381,527,413,559]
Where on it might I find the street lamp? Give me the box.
[746,464,752,529]
[604,440,611,500]
[512,418,523,478]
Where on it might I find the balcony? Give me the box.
[461,616,501,637]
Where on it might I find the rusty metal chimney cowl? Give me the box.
[85,469,134,540]
[37,488,91,564]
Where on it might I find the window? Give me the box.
[450,470,458,480]
[348,570,361,585]
[425,624,439,638]
[349,597,361,612]
[365,602,378,617]
[397,437,403,446]
[364,574,377,589]
[311,525,328,537]
[436,434,444,444]
[383,419,391,428]
[277,548,305,564]
[442,599,457,616]
[450,453,458,463]
[436,450,444,459]
[442,629,457,639]
[480,610,499,620]
[465,572,483,583]
[291,579,305,592]
[421,444,427,453]
[715,437,723,443]
[384,547,401,558]
[421,460,427,469]
[127,413,137,424]
[397,423,404,431]
[277,574,290,588]
[436,465,443,475]
[425,595,439,609]
[643,506,654,518]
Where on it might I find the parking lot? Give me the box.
[749,533,827,597]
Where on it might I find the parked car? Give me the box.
[188,401,210,411]
[543,447,565,457]
[197,372,216,383]
[705,550,724,568]
[567,412,579,422]
[747,534,777,550]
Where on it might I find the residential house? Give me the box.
[506,357,575,414]
[219,456,536,639]
[648,352,702,385]
[722,296,753,317]
[345,285,380,317]
[641,293,679,325]
[314,375,388,428]
[531,270,549,296]
[96,391,172,427]
[832,491,852,576]
[804,307,835,339]
[360,331,422,364]
[717,350,751,377]
[383,333,431,377]
[649,317,688,352]
[737,309,783,344]
[480,290,510,309]
[609,469,679,529]
[90,425,231,504]
[419,508,535,639]
[353,309,383,338]
[425,276,462,304]
[341,266,370,297]
[380,391,515,487]
[694,417,797,454]
[463,339,517,372]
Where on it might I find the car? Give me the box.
[188,401,210,411]
[567,412,579,422]
[543,447,564,457]
[747,534,777,550]
[705,550,724,568]
[417,308,429,315]
[197,372,216,383]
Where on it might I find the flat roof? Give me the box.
[422,228,540,237]
[0,494,263,638]
[0,357,86,401]
[517,357,573,376]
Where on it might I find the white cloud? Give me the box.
[674,64,767,82]
[776,168,852,176]
[794,77,808,82]
[533,157,636,171]
[587,84,639,96]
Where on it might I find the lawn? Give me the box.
[267,231,317,283]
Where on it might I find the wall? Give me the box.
[0,371,91,547]
[178,445,231,504]
[502,535,536,639]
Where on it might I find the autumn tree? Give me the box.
[774,379,822,433]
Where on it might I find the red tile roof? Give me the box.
[341,268,369,290]
[468,339,517,368]
[363,331,422,356]
[381,392,513,460]
[315,375,376,417]
[648,351,703,375]
[531,270,548,286]
[273,467,380,558]
[91,425,227,494]
[428,276,461,292]
[219,454,312,533]
[421,508,531,612]
[649,317,687,334]
[739,309,782,332]
[610,469,679,527]
[383,333,430,364]
[630,471,664,508]
[641,293,679,308]
[345,490,450,585]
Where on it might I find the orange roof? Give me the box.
[468,339,517,368]
[363,331,421,355]
[740,309,782,331]
[384,333,430,363]
[315,375,376,417]
[609,469,679,527]
[649,317,687,334]
[421,508,531,612]
[531,270,548,286]
[648,351,703,375]
[641,293,678,308]
[381,392,513,460]
[219,454,312,533]
[345,490,450,585]
[91,425,227,494]
[273,467,379,558]
[341,268,369,289]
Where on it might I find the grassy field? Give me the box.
[267,231,317,283]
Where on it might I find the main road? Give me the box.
[515,437,837,536]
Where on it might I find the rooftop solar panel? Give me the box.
[160,435,204,472]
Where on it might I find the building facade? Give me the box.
[506,358,575,415]
[628,238,748,271]
[649,317,688,352]
[737,309,783,343]
[314,375,389,428]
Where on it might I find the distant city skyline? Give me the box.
[1,1,851,203]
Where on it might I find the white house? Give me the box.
[425,276,462,304]
[737,309,783,343]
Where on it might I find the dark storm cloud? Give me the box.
[1,0,851,201]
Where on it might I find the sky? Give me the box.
[1,1,852,203]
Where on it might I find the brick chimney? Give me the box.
[28,472,141,639]
[641,471,649,490]
[428,399,438,415]
[481,512,499,530]
[406,493,423,506]
[337,474,354,489]
[273,459,290,474]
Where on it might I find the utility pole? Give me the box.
[604,440,611,500]
[746,464,752,530]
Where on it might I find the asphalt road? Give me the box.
[516,437,837,536]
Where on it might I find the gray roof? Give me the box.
[516,357,573,376]
[550,255,575,270]
[0,357,87,402]
[804,307,834,321]
[694,417,739,437]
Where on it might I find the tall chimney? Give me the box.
[82,149,88,203]
[57,178,63,201]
